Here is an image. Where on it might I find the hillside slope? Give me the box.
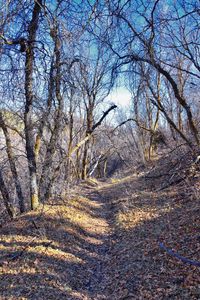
[0,152,199,299]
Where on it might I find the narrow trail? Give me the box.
[0,173,199,299]
[77,184,116,299]
[79,173,200,300]
[0,180,119,300]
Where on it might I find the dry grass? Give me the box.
[0,153,199,299]
[116,205,173,229]
[96,154,200,299]
[0,185,111,300]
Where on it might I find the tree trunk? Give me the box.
[65,108,74,180]
[76,148,81,179]
[0,112,25,212]
[149,73,161,160]
[81,140,89,180]
[103,158,108,177]
[0,169,14,218]
[81,106,93,180]
[24,0,42,210]
[39,25,64,202]
[34,58,54,163]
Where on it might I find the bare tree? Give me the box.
[95,0,200,147]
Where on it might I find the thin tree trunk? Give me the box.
[149,73,161,160]
[0,112,25,212]
[66,108,74,180]
[81,141,89,180]
[81,106,93,180]
[103,158,108,177]
[150,98,192,147]
[152,61,199,145]
[76,148,81,179]
[0,169,14,218]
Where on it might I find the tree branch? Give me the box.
[69,105,117,156]
[159,242,200,267]
[113,118,153,133]
[90,104,117,132]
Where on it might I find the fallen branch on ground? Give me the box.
[159,242,200,267]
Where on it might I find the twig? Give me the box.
[159,242,200,267]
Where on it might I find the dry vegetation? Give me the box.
[101,151,200,299]
[0,150,199,299]
[0,181,113,299]
[0,1,200,299]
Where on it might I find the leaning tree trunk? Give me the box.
[153,60,199,145]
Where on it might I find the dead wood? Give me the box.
[159,242,200,267]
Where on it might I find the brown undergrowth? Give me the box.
[99,150,200,299]
[0,182,113,300]
[0,151,199,299]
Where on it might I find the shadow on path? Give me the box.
[0,184,114,300]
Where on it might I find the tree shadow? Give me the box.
[96,174,200,299]
[0,192,112,300]
[0,171,199,299]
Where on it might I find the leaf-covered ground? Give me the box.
[0,153,200,299]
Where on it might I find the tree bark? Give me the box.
[0,169,14,218]
[0,112,25,213]
[24,0,42,210]
[39,25,64,202]
[34,58,54,162]
[149,73,161,160]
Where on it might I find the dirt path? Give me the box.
[0,182,117,300]
[0,174,199,299]
[79,187,115,299]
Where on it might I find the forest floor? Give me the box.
[0,152,200,299]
